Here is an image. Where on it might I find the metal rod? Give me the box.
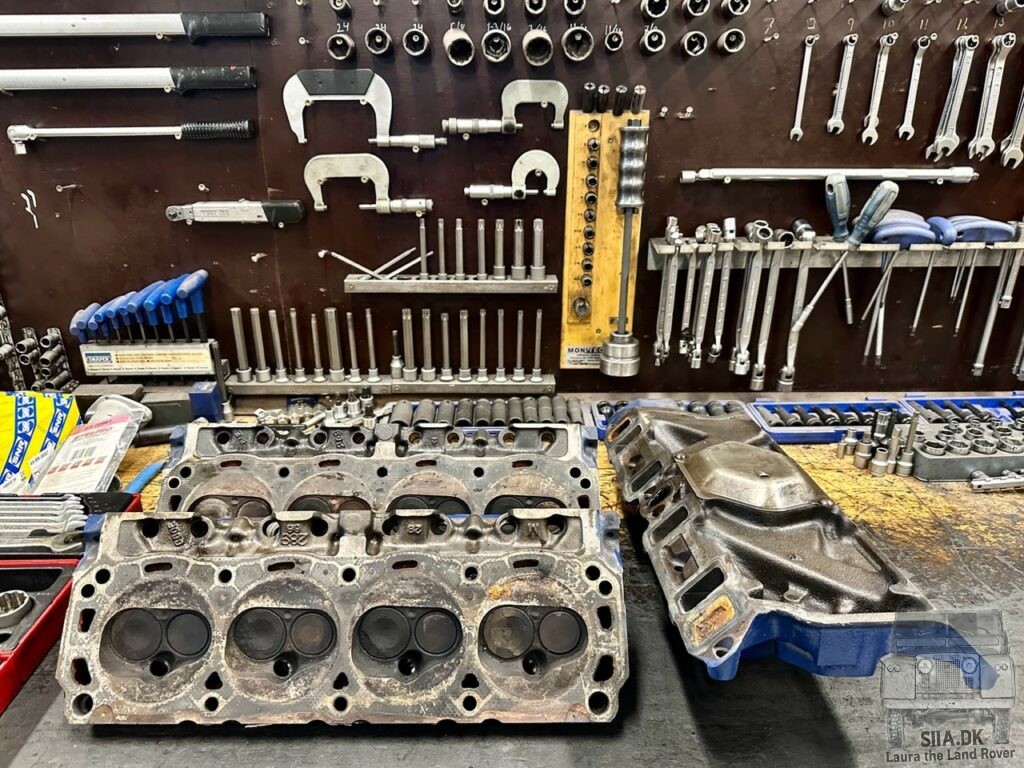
[477,309,488,381]
[910,253,935,335]
[616,212,634,334]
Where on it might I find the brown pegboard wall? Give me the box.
[0,0,1023,394]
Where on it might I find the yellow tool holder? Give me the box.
[560,109,650,369]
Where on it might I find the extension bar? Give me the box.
[679,167,978,184]
[0,14,270,42]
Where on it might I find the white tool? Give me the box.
[968,33,1016,160]
[827,34,858,135]
[861,33,898,146]
[926,35,980,160]
[7,120,253,155]
[898,36,934,141]
[790,35,819,142]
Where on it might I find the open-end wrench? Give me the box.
[1000,80,1024,168]
[750,251,781,390]
[689,251,717,368]
[926,35,980,160]
[791,34,819,142]
[898,35,934,141]
[827,34,858,134]
[861,33,899,145]
[733,251,764,375]
[968,33,1016,160]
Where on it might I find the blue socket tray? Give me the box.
[746,397,913,444]
[902,393,1024,425]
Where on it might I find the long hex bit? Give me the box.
[531,218,545,280]
[419,218,429,278]
[458,309,471,381]
[512,219,526,279]
[437,218,447,277]
[477,309,488,382]
[390,329,403,379]
[477,219,487,279]
[324,308,345,382]
[289,307,307,382]
[310,313,326,382]
[250,307,271,382]
[365,308,380,382]
[531,308,544,382]
[421,309,436,381]
[513,309,526,381]
[494,219,506,279]
[268,309,288,382]
[401,308,417,381]
[440,312,453,381]
[346,311,361,381]
[230,307,252,382]
[455,218,466,279]
[495,308,507,381]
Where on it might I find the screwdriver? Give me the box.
[825,173,855,324]
[176,270,209,341]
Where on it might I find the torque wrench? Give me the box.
[8,120,254,155]
[0,13,269,41]
[681,167,977,184]
[0,66,256,93]
[166,200,305,228]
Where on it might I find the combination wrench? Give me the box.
[1000,77,1024,167]
[733,251,764,376]
[968,33,1016,160]
[708,243,732,362]
[926,35,980,160]
[689,251,717,368]
[791,35,819,142]
[898,35,935,141]
[654,221,683,365]
[861,33,899,145]
[678,251,698,355]
[750,251,781,391]
[827,34,858,134]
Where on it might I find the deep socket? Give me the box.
[390,330,403,379]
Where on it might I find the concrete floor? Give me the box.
[1,446,1023,768]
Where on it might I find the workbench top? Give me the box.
[1,442,1022,768]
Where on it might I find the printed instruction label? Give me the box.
[562,344,602,369]
[82,345,214,376]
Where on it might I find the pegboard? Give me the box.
[0,0,1023,394]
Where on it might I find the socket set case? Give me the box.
[902,394,1024,424]
[746,398,913,444]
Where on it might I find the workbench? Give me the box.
[0,442,1022,768]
